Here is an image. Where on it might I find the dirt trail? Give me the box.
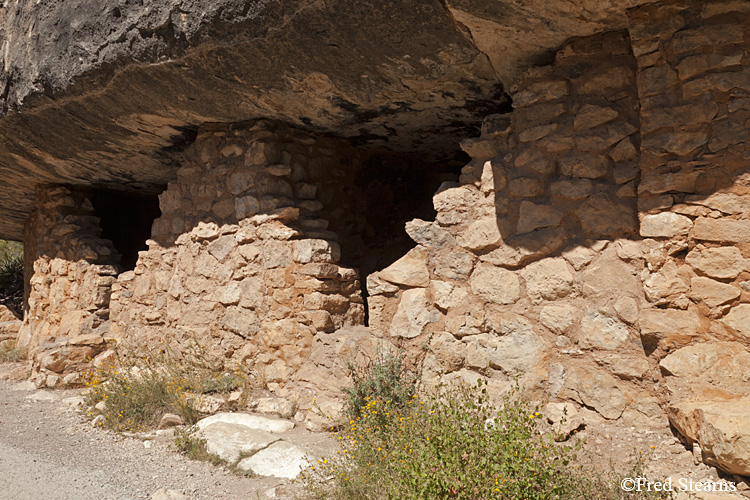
[0,362,307,500]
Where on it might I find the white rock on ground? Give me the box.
[151,488,187,500]
[24,391,58,402]
[236,441,309,479]
[11,381,36,391]
[196,412,295,433]
[198,421,279,463]
[61,396,85,408]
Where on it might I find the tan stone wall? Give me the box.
[15,3,750,470]
[368,31,658,423]
[109,121,367,400]
[19,185,118,385]
[369,1,750,474]
[627,1,750,474]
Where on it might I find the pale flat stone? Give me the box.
[561,245,598,270]
[365,275,399,296]
[433,252,474,280]
[61,396,86,408]
[469,264,520,305]
[539,304,579,334]
[196,412,295,434]
[614,296,639,324]
[643,261,689,306]
[237,441,309,479]
[151,488,187,500]
[521,258,574,303]
[639,308,702,347]
[292,239,340,264]
[669,400,750,476]
[686,247,745,279]
[457,218,502,250]
[693,218,750,243]
[207,235,238,262]
[690,277,740,308]
[432,183,479,213]
[199,422,279,463]
[25,391,59,402]
[577,311,630,350]
[660,342,750,382]
[11,381,37,391]
[404,219,455,248]
[378,247,429,287]
[723,304,750,339]
[430,281,469,310]
[559,364,626,420]
[640,212,693,238]
[389,288,436,339]
[256,397,295,417]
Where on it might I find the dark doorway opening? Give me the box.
[329,151,466,325]
[91,189,162,273]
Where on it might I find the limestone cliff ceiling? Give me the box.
[0,0,655,240]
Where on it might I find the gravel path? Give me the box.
[0,363,305,500]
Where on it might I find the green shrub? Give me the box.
[174,426,222,464]
[342,350,415,420]
[301,380,671,500]
[0,247,23,317]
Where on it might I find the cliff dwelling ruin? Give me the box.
[1,0,750,481]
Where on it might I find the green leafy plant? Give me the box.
[342,349,416,421]
[174,426,222,465]
[301,380,672,500]
[0,244,23,317]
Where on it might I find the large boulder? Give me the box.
[668,400,750,476]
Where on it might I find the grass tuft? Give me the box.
[83,347,251,432]
[0,339,27,363]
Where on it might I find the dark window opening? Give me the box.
[329,151,465,325]
[91,189,162,273]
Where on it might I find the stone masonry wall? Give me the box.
[628,1,750,477]
[109,121,368,406]
[368,31,657,424]
[369,2,750,476]
[19,185,118,386]
[15,0,750,476]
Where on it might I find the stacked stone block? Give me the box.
[628,0,750,476]
[368,32,657,424]
[110,121,366,397]
[19,185,118,385]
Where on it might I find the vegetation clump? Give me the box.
[342,350,415,421]
[84,348,248,432]
[0,339,27,363]
[0,240,23,317]
[302,354,670,500]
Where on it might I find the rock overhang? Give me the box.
[0,0,657,240]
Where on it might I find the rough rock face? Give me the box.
[110,121,366,396]
[0,0,661,239]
